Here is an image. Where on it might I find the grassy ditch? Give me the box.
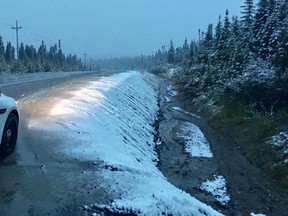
[175,88,288,188]
[207,99,288,188]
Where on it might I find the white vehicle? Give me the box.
[0,90,19,158]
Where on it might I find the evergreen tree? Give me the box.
[273,0,288,75]
[0,37,5,59]
[256,0,277,60]
[253,0,269,53]
[241,0,255,30]
[38,40,47,63]
[18,43,27,63]
[198,24,213,65]
[183,37,189,57]
[5,42,15,62]
[230,16,249,73]
[214,10,232,70]
[167,39,175,64]
[188,40,197,66]
[241,0,255,52]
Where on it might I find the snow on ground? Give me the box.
[166,67,181,79]
[266,131,288,164]
[28,71,222,215]
[172,106,201,119]
[250,213,266,216]
[177,122,213,158]
[200,175,230,205]
[167,84,178,96]
[164,95,171,102]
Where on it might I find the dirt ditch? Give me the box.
[155,77,288,216]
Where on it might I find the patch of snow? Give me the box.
[227,59,276,92]
[164,95,171,102]
[177,122,213,158]
[166,67,181,79]
[28,71,222,215]
[266,131,288,164]
[156,138,162,145]
[168,90,178,96]
[166,84,178,96]
[250,213,266,216]
[167,84,173,92]
[171,106,201,119]
[200,175,231,205]
[267,131,288,147]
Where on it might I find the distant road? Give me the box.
[0,71,95,85]
[0,70,119,100]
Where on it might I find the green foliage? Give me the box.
[150,66,167,75]
[151,0,288,188]
[0,38,83,73]
[270,165,288,185]
[167,39,175,64]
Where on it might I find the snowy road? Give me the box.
[0,71,223,215]
[1,70,285,215]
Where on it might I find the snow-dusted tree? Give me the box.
[214,10,232,70]
[167,39,175,64]
[241,0,255,30]
[214,15,222,51]
[197,24,213,65]
[253,0,269,52]
[188,40,197,66]
[230,16,250,73]
[241,0,255,52]
[182,37,190,62]
[272,0,288,76]
[255,0,278,60]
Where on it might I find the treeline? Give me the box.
[94,55,155,71]
[153,0,288,113]
[0,37,83,73]
[151,0,288,182]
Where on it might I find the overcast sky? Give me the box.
[0,0,246,58]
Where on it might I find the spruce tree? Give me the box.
[167,39,175,64]
[241,0,255,52]
[0,37,5,59]
[5,42,15,63]
[241,0,255,30]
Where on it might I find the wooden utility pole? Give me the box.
[83,51,88,69]
[11,20,22,59]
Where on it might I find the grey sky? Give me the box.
[0,0,246,58]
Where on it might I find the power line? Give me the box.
[11,20,22,59]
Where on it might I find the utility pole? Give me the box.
[83,51,88,69]
[11,20,22,59]
[58,39,61,50]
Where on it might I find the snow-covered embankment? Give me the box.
[29,71,222,215]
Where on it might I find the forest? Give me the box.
[160,0,288,185]
[0,38,83,73]
[152,0,288,113]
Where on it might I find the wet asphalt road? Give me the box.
[0,71,118,100]
[0,71,118,216]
